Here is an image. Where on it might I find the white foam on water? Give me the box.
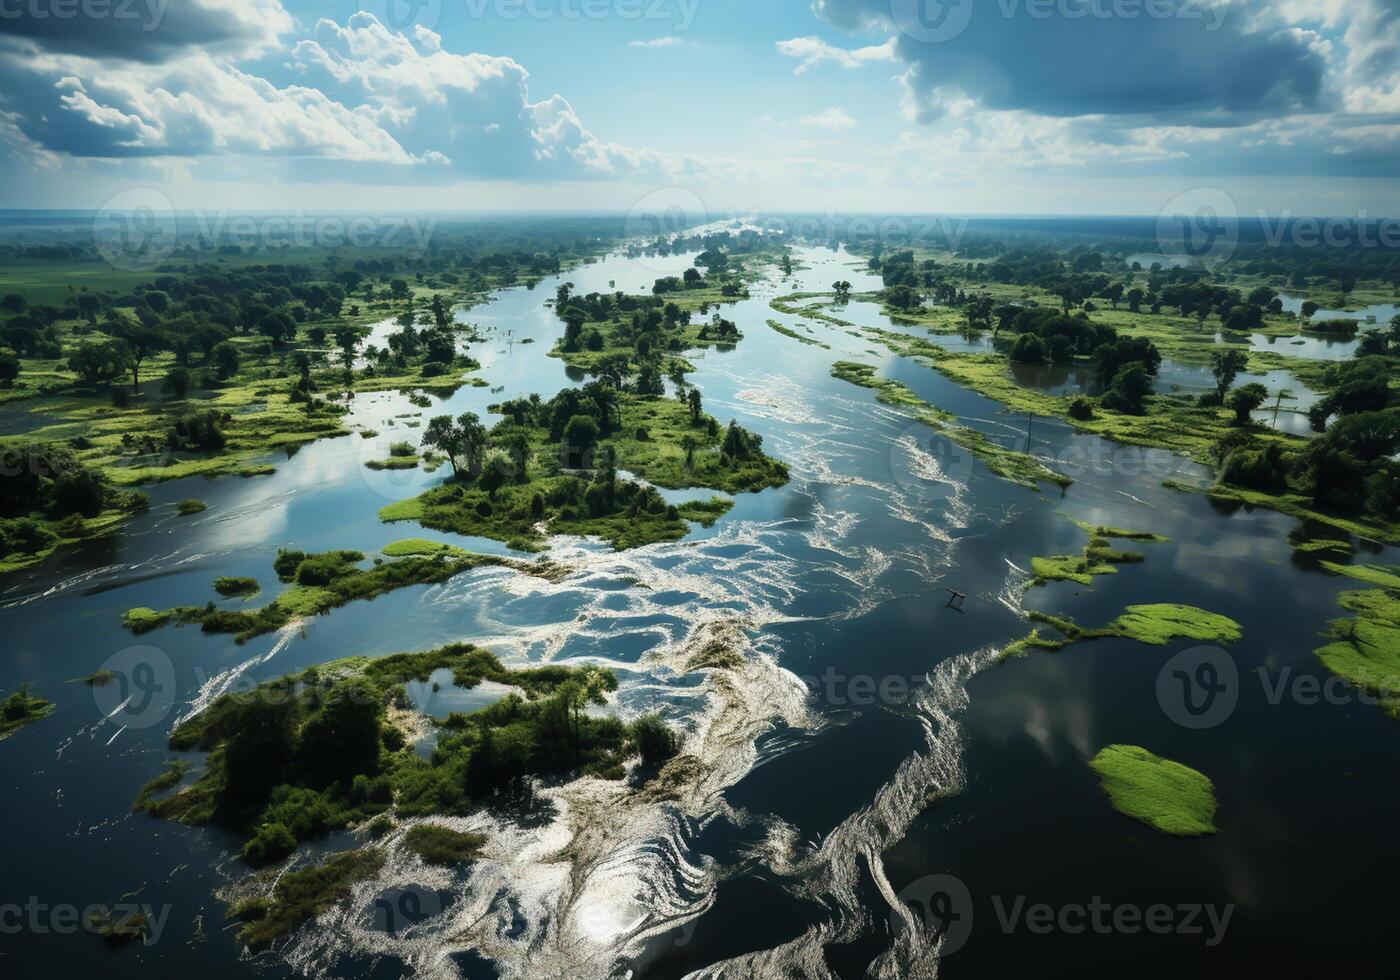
[173,620,301,728]
[682,644,1005,980]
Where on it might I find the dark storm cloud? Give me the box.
[817,0,1329,121]
[0,0,289,63]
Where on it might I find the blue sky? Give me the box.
[2,0,1398,215]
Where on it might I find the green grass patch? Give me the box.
[402,824,486,865]
[1111,604,1243,645]
[365,456,419,471]
[766,319,831,349]
[177,499,207,516]
[1314,588,1400,718]
[232,849,386,950]
[132,760,191,812]
[1089,745,1218,837]
[1319,561,1400,590]
[676,497,734,526]
[1021,604,1242,652]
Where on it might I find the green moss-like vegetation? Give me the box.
[177,499,207,515]
[676,497,734,526]
[1029,523,1164,587]
[121,606,173,634]
[1089,745,1218,837]
[0,684,55,739]
[214,577,260,598]
[830,361,1071,490]
[853,318,1400,545]
[766,319,831,349]
[232,848,385,950]
[402,824,486,865]
[1315,588,1400,718]
[365,456,419,471]
[1319,561,1400,590]
[77,669,115,686]
[122,547,550,643]
[1111,604,1244,645]
[132,760,191,811]
[1009,604,1242,658]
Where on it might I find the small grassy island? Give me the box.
[122,545,556,643]
[131,642,679,947]
[381,382,784,552]
[1310,563,1400,718]
[1031,522,1170,587]
[1089,744,1219,837]
[1,684,55,739]
[213,576,260,598]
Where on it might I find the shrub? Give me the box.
[242,822,297,866]
[630,713,679,764]
[1067,397,1094,421]
[403,825,486,866]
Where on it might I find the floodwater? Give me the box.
[1,247,1397,979]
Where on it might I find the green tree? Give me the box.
[68,340,131,387]
[106,320,168,391]
[1102,362,1152,415]
[1210,348,1250,402]
[563,414,600,463]
[1228,383,1269,425]
[212,342,241,381]
[162,366,192,400]
[0,346,18,387]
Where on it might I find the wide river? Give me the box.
[2,246,1397,978]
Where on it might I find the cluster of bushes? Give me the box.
[0,442,146,559]
[140,645,680,870]
[1213,356,1400,521]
